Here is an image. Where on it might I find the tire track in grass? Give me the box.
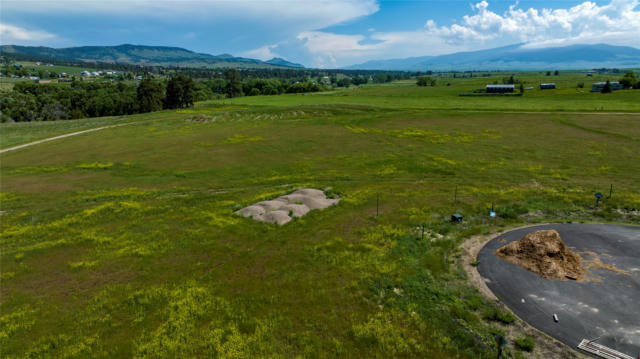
[550,117,639,142]
[1,122,141,154]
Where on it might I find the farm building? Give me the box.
[486,84,515,93]
[540,83,556,89]
[591,81,623,92]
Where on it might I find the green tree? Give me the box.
[337,78,351,88]
[416,76,435,86]
[137,79,164,113]
[224,69,243,98]
[165,75,196,109]
[619,72,637,89]
[601,80,612,93]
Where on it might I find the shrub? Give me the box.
[514,335,535,352]
[496,203,528,219]
[484,307,515,324]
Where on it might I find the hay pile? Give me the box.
[236,188,340,225]
[494,230,585,281]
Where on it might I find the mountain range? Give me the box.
[347,44,640,71]
[0,44,304,69]
[2,43,638,71]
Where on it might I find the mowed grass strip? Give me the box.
[1,100,639,357]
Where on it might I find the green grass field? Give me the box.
[211,73,640,112]
[1,80,639,358]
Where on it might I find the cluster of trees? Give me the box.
[0,70,336,121]
[619,72,639,89]
[0,75,197,122]
[196,69,328,98]
[416,76,436,86]
[502,75,521,84]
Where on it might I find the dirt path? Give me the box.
[0,123,132,154]
[460,225,589,359]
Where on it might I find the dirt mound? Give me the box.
[236,188,339,225]
[494,230,585,281]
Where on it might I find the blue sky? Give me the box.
[1,0,639,68]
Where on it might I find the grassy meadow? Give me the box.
[1,79,640,358]
[213,71,640,112]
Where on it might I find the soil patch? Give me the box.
[494,229,585,281]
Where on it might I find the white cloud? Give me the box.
[424,0,640,48]
[1,0,379,31]
[0,23,55,43]
[242,45,280,61]
[276,0,640,67]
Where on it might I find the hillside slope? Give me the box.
[0,44,303,68]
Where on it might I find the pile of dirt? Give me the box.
[494,230,585,281]
[236,188,339,225]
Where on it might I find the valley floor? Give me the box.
[1,84,639,358]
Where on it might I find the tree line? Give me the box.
[0,71,331,122]
[2,53,413,82]
[0,75,198,122]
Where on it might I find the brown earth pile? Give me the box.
[494,230,585,281]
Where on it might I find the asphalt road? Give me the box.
[478,223,640,357]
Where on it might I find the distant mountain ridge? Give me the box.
[0,44,304,69]
[265,57,304,68]
[347,44,640,71]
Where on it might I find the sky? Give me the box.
[1,0,639,68]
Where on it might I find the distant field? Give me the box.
[210,72,640,112]
[17,61,104,75]
[1,82,639,358]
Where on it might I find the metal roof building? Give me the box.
[591,81,623,92]
[540,83,556,89]
[486,84,515,93]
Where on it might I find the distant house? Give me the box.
[586,71,593,77]
[91,72,100,77]
[540,83,556,89]
[135,75,144,80]
[486,84,515,93]
[591,81,623,92]
[81,71,91,76]
[36,79,51,84]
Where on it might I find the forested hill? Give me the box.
[0,44,304,69]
